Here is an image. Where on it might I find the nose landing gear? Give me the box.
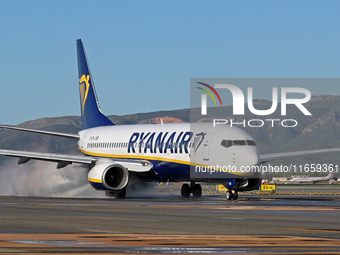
[181,181,202,198]
[226,189,238,200]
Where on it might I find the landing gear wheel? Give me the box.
[181,183,202,198]
[226,189,238,200]
[181,184,191,198]
[107,188,126,199]
[115,188,126,199]
[192,184,202,198]
[233,190,238,200]
[226,190,233,200]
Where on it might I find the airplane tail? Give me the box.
[327,172,334,179]
[76,39,114,130]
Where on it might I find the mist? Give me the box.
[0,158,106,198]
[126,172,177,198]
[0,158,176,199]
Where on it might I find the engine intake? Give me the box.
[237,171,262,191]
[88,162,129,191]
[103,165,128,190]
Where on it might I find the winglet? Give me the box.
[76,39,114,129]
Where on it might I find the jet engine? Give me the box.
[237,171,262,191]
[88,162,129,191]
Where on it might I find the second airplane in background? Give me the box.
[288,172,337,184]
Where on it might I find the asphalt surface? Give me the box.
[0,189,340,253]
[0,193,339,237]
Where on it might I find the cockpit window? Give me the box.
[221,140,232,148]
[221,139,256,148]
[233,140,246,146]
[246,140,256,146]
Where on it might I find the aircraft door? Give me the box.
[203,133,214,161]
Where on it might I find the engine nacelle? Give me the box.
[237,171,262,191]
[88,162,129,191]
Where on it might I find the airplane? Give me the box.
[287,172,337,184]
[1,39,340,200]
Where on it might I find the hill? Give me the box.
[1,95,340,177]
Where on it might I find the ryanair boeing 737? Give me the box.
[1,39,340,200]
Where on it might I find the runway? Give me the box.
[0,193,339,254]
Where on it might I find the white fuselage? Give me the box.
[288,173,334,183]
[78,123,260,182]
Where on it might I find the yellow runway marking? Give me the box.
[0,234,339,254]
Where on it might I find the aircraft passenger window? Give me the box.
[233,140,246,146]
[246,140,256,146]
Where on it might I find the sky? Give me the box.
[1,0,340,125]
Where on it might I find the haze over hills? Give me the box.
[0,95,340,177]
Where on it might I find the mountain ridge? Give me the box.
[1,95,339,177]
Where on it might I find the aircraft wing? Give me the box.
[0,149,94,168]
[0,125,79,139]
[260,147,340,163]
[0,149,153,172]
[0,125,153,172]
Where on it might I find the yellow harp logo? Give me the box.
[79,74,90,112]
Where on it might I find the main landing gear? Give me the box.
[105,188,126,199]
[226,189,238,200]
[181,181,202,198]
